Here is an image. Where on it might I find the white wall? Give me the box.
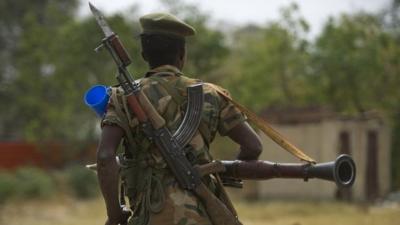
[252,118,391,201]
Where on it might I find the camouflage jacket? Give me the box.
[102,65,245,225]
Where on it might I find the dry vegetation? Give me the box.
[1,197,399,225]
[235,200,400,225]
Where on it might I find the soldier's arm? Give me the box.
[226,122,262,160]
[97,125,126,225]
[214,85,262,160]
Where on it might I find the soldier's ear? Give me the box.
[179,46,186,61]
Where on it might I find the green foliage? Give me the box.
[65,165,99,199]
[0,1,146,146]
[0,0,79,140]
[14,167,55,199]
[222,3,312,111]
[312,13,400,113]
[0,171,18,203]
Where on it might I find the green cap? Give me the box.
[139,13,196,38]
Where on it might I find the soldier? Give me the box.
[96,13,262,225]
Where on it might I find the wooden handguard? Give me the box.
[109,34,132,67]
[137,90,166,129]
[126,94,148,123]
[125,90,166,129]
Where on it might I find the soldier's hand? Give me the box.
[105,208,131,225]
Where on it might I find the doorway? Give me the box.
[365,130,379,201]
[336,131,352,200]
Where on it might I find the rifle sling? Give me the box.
[207,83,316,164]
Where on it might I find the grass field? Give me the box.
[1,197,399,225]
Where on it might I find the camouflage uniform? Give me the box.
[102,65,245,225]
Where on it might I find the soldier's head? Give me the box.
[139,13,196,70]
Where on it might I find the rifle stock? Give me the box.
[195,183,242,225]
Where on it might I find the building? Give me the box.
[0,142,97,169]
[245,107,391,201]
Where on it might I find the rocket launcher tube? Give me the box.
[221,154,356,188]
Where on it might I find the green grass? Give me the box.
[1,197,399,225]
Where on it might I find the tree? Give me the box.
[312,13,399,114]
[382,0,400,190]
[0,0,79,139]
[221,3,311,111]
[1,1,146,143]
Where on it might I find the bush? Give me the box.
[15,167,55,199]
[0,171,18,203]
[65,165,99,199]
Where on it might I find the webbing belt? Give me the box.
[207,83,316,164]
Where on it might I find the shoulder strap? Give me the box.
[206,83,316,163]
